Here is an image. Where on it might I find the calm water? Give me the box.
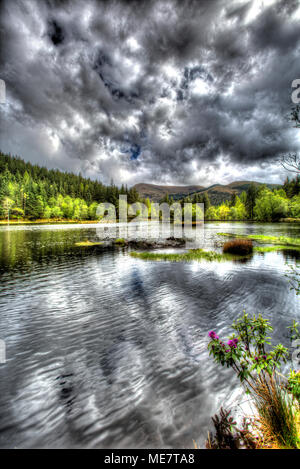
[0,222,299,448]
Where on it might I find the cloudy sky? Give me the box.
[1,0,300,187]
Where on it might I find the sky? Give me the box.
[0,0,300,187]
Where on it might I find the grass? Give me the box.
[217,233,300,247]
[253,375,299,449]
[223,239,253,255]
[130,248,247,263]
[114,238,126,245]
[254,245,300,253]
[75,240,103,247]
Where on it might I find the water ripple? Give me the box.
[0,223,299,448]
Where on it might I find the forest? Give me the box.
[161,178,300,222]
[203,181,300,222]
[0,152,299,222]
[0,152,140,220]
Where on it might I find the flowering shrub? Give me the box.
[208,313,300,449]
[208,312,289,391]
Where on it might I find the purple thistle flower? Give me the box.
[227,339,237,348]
[262,355,267,360]
[208,331,219,340]
[254,357,259,361]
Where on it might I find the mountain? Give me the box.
[133,183,205,201]
[133,181,280,204]
[197,181,280,205]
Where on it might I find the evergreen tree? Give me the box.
[246,183,259,219]
[0,151,141,221]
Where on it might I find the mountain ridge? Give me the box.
[133,181,280,203]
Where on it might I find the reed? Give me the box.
[223,239,253,255]
[252,374,299,449]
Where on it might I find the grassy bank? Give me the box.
[279,218,300,223]
[0,219,102,225]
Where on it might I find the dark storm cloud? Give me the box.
[48,19,65,46]
[0,0,300,185]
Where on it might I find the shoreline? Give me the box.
[0,219,102,225]
[1,218,299,226]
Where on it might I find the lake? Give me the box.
[0,222,299,448]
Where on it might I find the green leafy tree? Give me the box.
[2,197,14,222]
[88,202,99,220]
[229,196,247,220]
[217,204,230,220]
[61,196,74,219]
[254,189,289,222]
[51,206,63,218]
[289,194,300,218]
[10,207,24,220]
[205,206,217,220]
[43,205,52,219]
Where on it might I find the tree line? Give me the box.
[1,152,299,222]
[0,152,140,220]
[161,178,300,222]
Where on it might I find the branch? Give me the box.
[279,153,300,174]
[290,105,300,128]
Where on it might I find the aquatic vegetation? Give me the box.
[131,237,300,265]
[254,245,300,253]
[217,232,300,247]
[250,235,300,246]
[217,232,236,237]
[223,239,253,255]
[114,238,126,245]
[75,240,103,247]
[208,313,300,449]
[130,249,246,263]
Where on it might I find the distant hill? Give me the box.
[133,183,205,201]
[133,181,280,204]
[197,181,280,205]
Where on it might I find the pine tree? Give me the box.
[246,183,258,219]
